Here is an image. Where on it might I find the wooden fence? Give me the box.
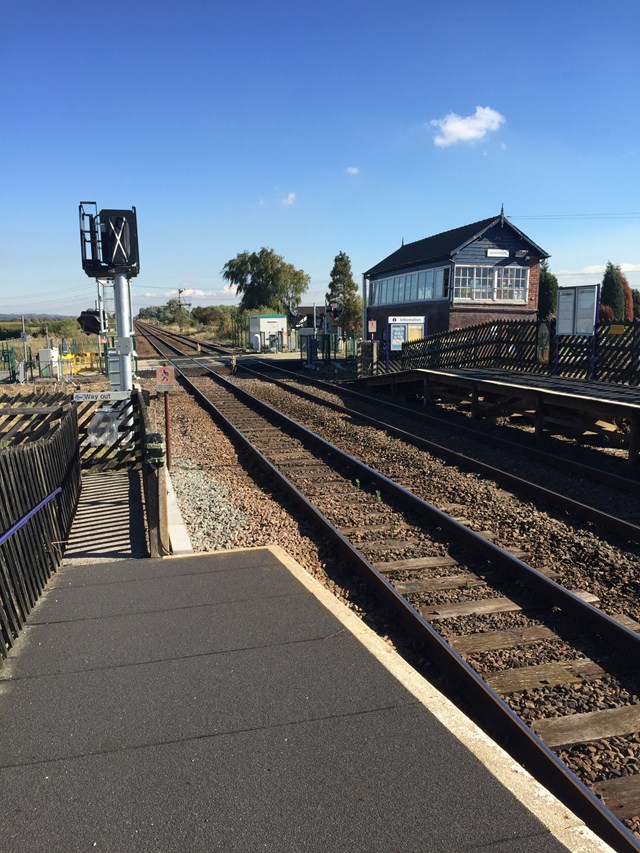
[0,405,81,661]
[555,323,640,384]
[402,320,548,374]
[0,392,142,470]
[135,389,170,558]
[359,320,640,385]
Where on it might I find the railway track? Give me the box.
[232,360,640,544]
[244,357,640,488]
[137,323,640,850]
[137,319,640,497]
[135,320,234,357]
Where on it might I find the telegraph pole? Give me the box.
[177,288,191,332]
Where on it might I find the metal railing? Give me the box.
[0,405,80,661]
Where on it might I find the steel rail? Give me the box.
[246,359,640,493]
[180,359,640,852]
[137,323,640,851]
[134,321,234,356]
[234,361,640,544]
[139,328,640,652]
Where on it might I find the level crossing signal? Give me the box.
[77,309,102,335]
[79,202,140,279]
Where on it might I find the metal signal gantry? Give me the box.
[78,201,140,392]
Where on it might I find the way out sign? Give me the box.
[156,364,175,392]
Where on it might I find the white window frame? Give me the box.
[453,265,529,303]
[371,267,450,307]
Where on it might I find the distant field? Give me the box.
[0,320,99,355]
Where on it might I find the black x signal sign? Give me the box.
[99,209,140,270]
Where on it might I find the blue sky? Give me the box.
[1,0,639,316]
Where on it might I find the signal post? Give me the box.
[79,202,140,391]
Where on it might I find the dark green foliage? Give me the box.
[40,317,81,338]
[137,299,193,328]
[191,305,235,338]
[600,261,625,321]
[537,259,558,320]
[136,305,164,321]
[0,322,23,341]
[222,248,309,313]
[325,251,361,334]
[632,288,640,321]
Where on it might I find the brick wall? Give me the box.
[449,305,537,330]
[528,260,540,310]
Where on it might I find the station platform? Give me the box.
[357,366,640,461]
[0,546,611,852]
[62,468,192,564]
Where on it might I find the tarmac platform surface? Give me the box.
[0,546,611,852]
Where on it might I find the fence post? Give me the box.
[135,390,170,558]
[589,328,599,381]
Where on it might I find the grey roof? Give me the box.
[364,215,549,277]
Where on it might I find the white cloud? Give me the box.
[557,263,640,276]
[345,166,359,175]
[554,264,640,291]
[430,106,506,148]
[281,192,296,206]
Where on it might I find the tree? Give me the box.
[191,305,234,338]
[600,261,625,321]
[222,248,309,313]
[619,268,634,321]
[537,259,558,320]
[600,303,616,323]
[632,288,640,321]
[325,251,361,334]
[137,305,164,322]
[44,317,82,338]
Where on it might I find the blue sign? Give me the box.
[390,324,407,351]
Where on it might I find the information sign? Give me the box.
[556,285,598,336]
[390,324,407,351]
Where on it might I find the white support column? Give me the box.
[113,271,133,391]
